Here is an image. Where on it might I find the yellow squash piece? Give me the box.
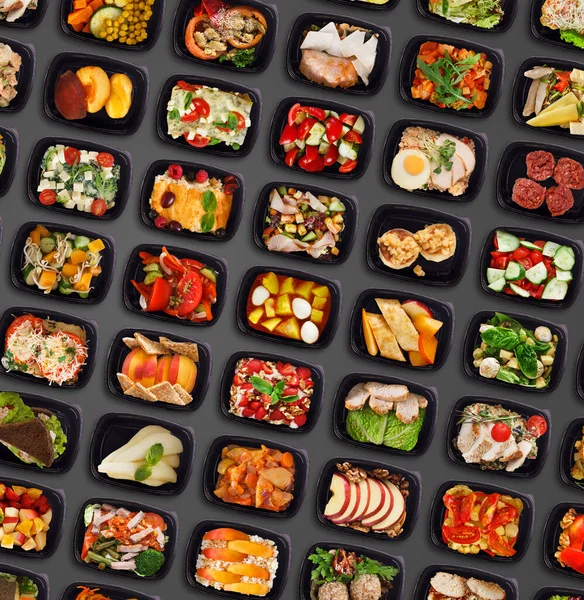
[38,270,57,290]
[73,271,92,292]
[87,238,105,253]
[70,249,87,265]
[527,103,579,127]
[61,263,79,278]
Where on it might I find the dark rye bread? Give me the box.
[0,417,54,467]
[0,577,17,600]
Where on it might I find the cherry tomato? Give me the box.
[181,110,201,123]
[301,105,326,120]
[177,80,202,92]
[517,256,532,270]
[511,246,530,260]
[324,144,339,167]
[325,116,343,144]
[298,154,325,172]
[344,130,363,144]
[145,277,173,312]
[285,147,299,167]
[64,147,81,166]
[183,133,210,148]
[193,98,211,118]
[176,271,203,317]
[233,111,246,129]
[279,123,298,146]
[298,118,317,141]
[287,102,302,126]
[491,422,511,442]
[527,415,548,437]
[96,152,114,168]
[90,198,107,217]
[339,159,358,173]
[39,190,57,206]
[534,240,546,248]
[339,113,357,126]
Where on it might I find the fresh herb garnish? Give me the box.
[433,139,456,174]
[218,48,256,68]
[214,112,239,131]
[201,190,217,233]
[134,442,164,482]
[249,376,299,405]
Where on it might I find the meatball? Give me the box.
[349,574,382,600]
[535,326,552,342]
[554,157,584,190]
[512,178,546,210]
[479,357,500,379]
[546,185,574,217]
[318,581,349,600]
[526,150,555,181]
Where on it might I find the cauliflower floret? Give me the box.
[479,357,500,379]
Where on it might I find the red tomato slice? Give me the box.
[145,277,173,312]
[339,159,358,173]
[325,116,343,144]
[299,154,325,173]
[511,246,530,260]
[181,110,201,123]
[96,152,114,168]
[90,198,107,217]
[233,111,246,129]
[176,271,203,317]
[279,123,298,146]
[339,113,357,126]
[64,147,81,166]
[344,130,363,144]
[298,118,317,141]
[193,98,211,118]
[526,415,548,437]
[285,147,299,167]
[81,524,99,560]
[177,80,202,92]
[487,530,517,557]
[488,503,518,532]
[324,144,339,167]
[459,493,475,525]
[39,190,57,206]
[5,315,44,347]
[530,250,544,264]
[143,512,167,532]
[478,493,500,528]
[301,105,326,120]
[442,524,481,545]
[183,133,210,148]
[287,102,302,127]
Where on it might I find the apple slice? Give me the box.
[412,315,443,336]
[323,473,351,520]
[401,300,433,320]
[335,479,369,524]
[371,481,406,531]
[331,480,361,524]
[362,308,379,356]
[361,481,393,527]
[361,479,386,520]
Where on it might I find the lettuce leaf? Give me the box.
[382,408,425,451]
[0,392,35,423]
[346,405,387,445]
[560,30,584,49]
[44,414,67,458]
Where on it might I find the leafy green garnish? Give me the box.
[201,213,215,233]
[218,48,256,68]
[214,112,239,131]
[202,190,217,212]
[135,442,164,482]
[249,376,299,405]
[560,30,584,49]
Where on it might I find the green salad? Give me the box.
[428,0,504,29]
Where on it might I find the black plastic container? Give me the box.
[577,344,584,402]
[269,97,374,180]
[512,56,584,139]
[105,326,212,412]
[89,412,194,495]
[0,563,49,599]
[382,119,488,202]
[366,204,471,286]
[320,0,399,10]
[122,244,228,327]
[252,181,358,266]
[0,391,81,474]
[416,0,518,33]
[219,350,324,434]
[235,265,341,350]
[61,582,158,600]
[59,0,165,51]
[398,34,504,118]
[173,0,278,73]
[26,137,132,220]
[286,13,390,96]
[0,1,48,28]
[185,519,291,600]
[332,372,437,456]
[559,418,584,492]
[496,140,584,224]
[446,395,551,478]
[0,126,17,197]
[315,456,421,541]
[350,288,455,371]
[0,37,34,113]
[43,52,148,135]
[0,475,65,559]
[156,75,261,157]
[139,159,244,242]
[412,564,519,600]
[72,496,177,580]
[530,0,581,53]
[429,479,534,562]
[462,309,567,393]
[10,220,116,305]
[542,501,584,580]
[479,226,583,308]
[534,586,584,600]
[0,306,98,389]
[202,434,308,518]
[299,541,405,600]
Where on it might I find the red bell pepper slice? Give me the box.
[161,247,187,273]
[339,159,358,173]
[559,547,584,574]
[479,493,500,529]
[81,524,98,560]
[487,530,516,557]
[131,280,152,300]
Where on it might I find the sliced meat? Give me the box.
[554,156,584,190]
[395,394,420,424]
[525,150,555,181]
[266,234,310,253]
[456,421,480,454]
[411,392,428,409]
[429,572,467,598]
[546,185,574,217]
[269,189,297,214]
[512,178,546,210]
[299,49,359,89]
[505,439,533,472]
[362,382,409,402]
[344,383,370,411]
[369,396,394,415]
[466,577,506,600]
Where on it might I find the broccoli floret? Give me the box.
[135,549,165,577]
[219,48,256,68]
[17,576,38,597]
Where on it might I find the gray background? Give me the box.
[0,0,583,598]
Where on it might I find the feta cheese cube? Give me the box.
[73,182,84,193]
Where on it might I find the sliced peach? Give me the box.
[196,568,241,585]
[105,73,133,119]
[203,528,249,542]
[362,309,378,356]
[140,353,158,388]
[201,548,247,562]
[408,350,429,367]
[167,354,181,385]
[175,355,197,393]
[155,355,172,384]
[224,583,270,595]
[227,540,274,558]
[226,563,270,579]
[418,333,438,365]
[412,314,443,336]
[75,66,110,113]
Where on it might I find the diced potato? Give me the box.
[311,309,324,324]
[275,294,293,316]
[295,280,314,300]
[275,317,301,340]
[540,354,554,366]
[261,272,279,295]
[261,317,282,332]
[280,277,295,295]
[312,285,330,298]
[284,224,297,234]
[312,296,327,310]
[265,298,276,318]
[248,307,264,324]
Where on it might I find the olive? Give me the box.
[161,191,175,208]
[148,209,158,220]
[168,220,183,231]
[215,228,227,238]
[186,171,196,181]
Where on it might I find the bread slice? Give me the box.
[0,417,54,467]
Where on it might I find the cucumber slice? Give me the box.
[541,277,569,301]
[486,268,506,284]
[59,281,74,295]
[338,140,358,160]
[89,6,123,39]
[542,241,560,257]
[556,268,573,282]
[488,277,507,292]
[39,237,56,254]
[318,141,330,155]
[74,235,90,250]
[282,142,296,153]
[509,282,531,297]
[496,230,520,252]
[525,261,548,284]
[22,265,35,286]
[519,240,541,250]
[553,246,576,271]
[295,139,306,151]
[353,115,366,134]
[305,122,326,146]
[200,267,217,283]
[328,199,346,212]
[143,263,161,273]
[301,231,317,242]
[144,271,163,285]
[505,261,525,281]
[276,186,287,196]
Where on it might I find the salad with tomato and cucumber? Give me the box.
[130,246,218,323]
[486,230,576,302]
[37,145,120,217]
[166,80,253,151]
[278,102,366,174]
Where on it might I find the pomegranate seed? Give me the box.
[154,215,167,229]
[294,415,307,427]
[242,408,255,418]
[196,169,209,183]
[255,407,267,420]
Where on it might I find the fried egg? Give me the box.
[391,149,431,190]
